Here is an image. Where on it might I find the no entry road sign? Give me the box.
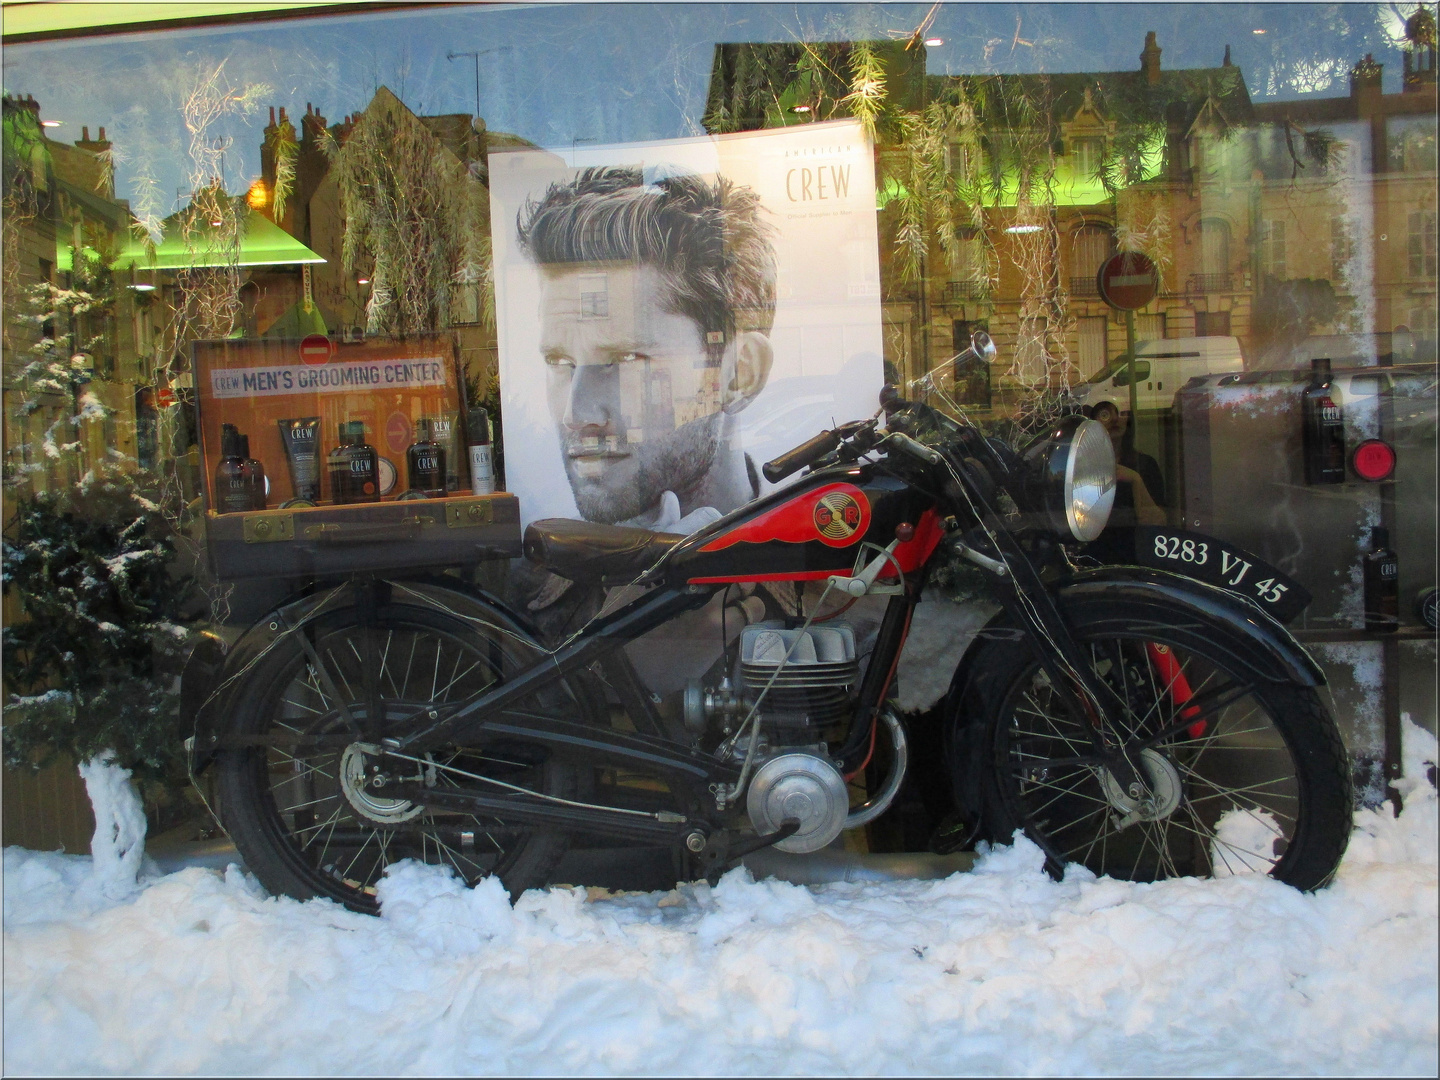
[299,334,336,365]
[1097,252,1159,311]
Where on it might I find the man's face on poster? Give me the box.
[539,263,726,524]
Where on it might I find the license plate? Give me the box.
[1134,527,1312,624]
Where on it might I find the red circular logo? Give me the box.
[1351,439,1396,482]
[812,489,867,545]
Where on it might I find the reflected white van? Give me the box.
[1076,336,1245,418]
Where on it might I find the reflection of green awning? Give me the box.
[2,2,338,42]
[875,132,1164,211]
[113,209,325,270]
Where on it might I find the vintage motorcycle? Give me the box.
[188,333,1352,913]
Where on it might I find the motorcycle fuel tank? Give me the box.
[665,465,943,586]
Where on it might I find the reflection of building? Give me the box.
[1250,11,1437,366]
[253,89,537,390]
[2,95,152,492]
[704,22,1438,398]
[2,84,543,500]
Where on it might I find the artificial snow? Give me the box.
[75,754,149,902]
[4,723,1437,1076]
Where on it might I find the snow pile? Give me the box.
[4,723,1436,1077]
[77,753,149,901]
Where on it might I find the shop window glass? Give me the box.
[0,1,1435,731]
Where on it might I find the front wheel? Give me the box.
[960,596,1352,890]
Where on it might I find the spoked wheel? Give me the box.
[967,596,1352,890]
[216,591,579,913]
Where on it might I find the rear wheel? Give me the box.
[216,591,579,913]
[963,597,1352,890]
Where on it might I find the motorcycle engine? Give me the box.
[685,621,860,853]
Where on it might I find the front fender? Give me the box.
[1057,565,1325,687]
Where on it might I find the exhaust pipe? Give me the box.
[742,847,975,885]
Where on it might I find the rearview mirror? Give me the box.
[971,330,997,365]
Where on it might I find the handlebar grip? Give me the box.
[886,432,943,465]
[762,429,842,483]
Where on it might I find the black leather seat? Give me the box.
[522,518,684,583]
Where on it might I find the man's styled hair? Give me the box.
[517,166,777,361]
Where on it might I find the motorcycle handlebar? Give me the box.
[762,429,842,483]
[885,431,943,465]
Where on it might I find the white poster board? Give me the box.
[489,119,883,531]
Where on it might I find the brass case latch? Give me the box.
[243,513,295,544]
[446,499,493,529]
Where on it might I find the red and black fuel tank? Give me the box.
[664,465,943,586]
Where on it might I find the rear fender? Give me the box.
[186,577,541,774]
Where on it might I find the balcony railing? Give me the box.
[945,279,989,302]
[1069,275,1100,297]
[1188,273,1234,294]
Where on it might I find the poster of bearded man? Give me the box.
[489,119,884,534]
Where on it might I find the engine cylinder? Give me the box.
[739,622,858,730]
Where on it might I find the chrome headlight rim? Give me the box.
[1063,418,1117,542]
[1020,415,1117,542]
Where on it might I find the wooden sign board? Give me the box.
[191,335,466,510]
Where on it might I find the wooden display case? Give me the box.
[192,335,519,581]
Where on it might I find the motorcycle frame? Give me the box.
[366,447,1142,830]
[202,432,1169,844]
[375,568,922,826]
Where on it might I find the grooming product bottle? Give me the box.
[1363,526,1399,632]
[467,407,496,495]
[215,423,252,513]
[277,417,321,502]
[429,412,461,492]
[1302,357,1345,485]
[406,418,447,497]
[240,434,267,510]
[328,420,380,504]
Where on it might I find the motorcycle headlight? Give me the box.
[1020,416,1116,542]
